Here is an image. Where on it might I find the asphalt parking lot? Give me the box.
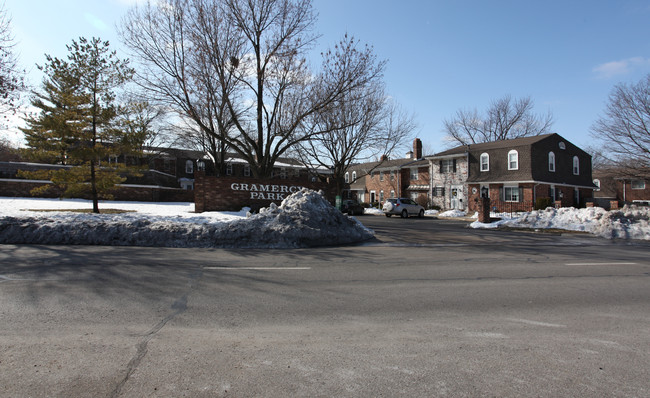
[1,217,649,397]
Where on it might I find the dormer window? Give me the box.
[548,152,555,172]
[573,156,580,175]
[480,153,489,172]
[352,171,357,181]
[508,150,518,170]
[345,172,349,183]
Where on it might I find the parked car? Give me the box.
[383,198,425,218]
[341,199,365,216]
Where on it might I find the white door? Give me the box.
[450,186,464,209]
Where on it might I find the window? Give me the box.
[243,165,250,177]
[480,185,489,198]
[226,163,233,176]
[345,172,349,183]
[352,171,357,182]
[573,156,579,175]
[410,168,418,180]
[379,190,384,203]
[504,186,520,202]
[593,179,601,191]
[390,171,395,181]
[197,161,206,172]
[480,153,489,172]
[390,190,395,198]
[631,180,646,190]
[548,152,555,172]
[433,187,445,196]
[550,185,556,201]
[441,159,455,173]
[559,142,566,150]
[280,168,287,179]
[507,150,518,170]
[379,171,384,181]
[185,160,194,174]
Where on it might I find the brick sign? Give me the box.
[229,182,304,201]
[194,172,336,212]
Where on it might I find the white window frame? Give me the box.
[345,172,349,183]
[410,167,418,180]
[504,185,520,202]
[352,171,357,182]
[197,161,206,172]
[390,189,395,198]
[185,160,194,174]
[379,190,384,203]
[548,152,555,172]
[593,179,601,191]
[507,150,518,170]
[573,156,580,175]
[379,171,384,181]
[480,153,489,172]
[441,159,454,173]
[631,180,646,190]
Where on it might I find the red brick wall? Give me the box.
[618,180,650,202]
[365,171,402,204]
[194,172,336,212]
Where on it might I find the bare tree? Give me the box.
[292,34,409,194]
[444,95,553,145]
[591,74,650,177]
[120,0,241,175]
[0,2,25,114]
[121,0,382,178]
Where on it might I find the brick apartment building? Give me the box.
[345,139,431,207]
[427,134,596,213]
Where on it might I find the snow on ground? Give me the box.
[438,209,466,218]
[470,205,650,241]
[0,189,374,248]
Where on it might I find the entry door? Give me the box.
[450,186,464,209]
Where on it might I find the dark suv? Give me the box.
[341,199,365,216]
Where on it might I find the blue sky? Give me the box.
[4,0,650,155]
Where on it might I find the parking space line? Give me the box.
[205,267,311,270]
[565,262,638,266]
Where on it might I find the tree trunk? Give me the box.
[90,159,99,213]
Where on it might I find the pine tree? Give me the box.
[20,37,136,213]
[21,56,87,164]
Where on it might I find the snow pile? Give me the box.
[364,207,384,215]
[471,205,650,240]
[0,189,374,248]
[438,209,467,218]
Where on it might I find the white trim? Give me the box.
[507,150,519,170]
[480,153,489,172]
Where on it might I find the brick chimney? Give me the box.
[413,138,422,160]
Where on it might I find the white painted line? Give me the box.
[507,318,566,328]
[205,267,311,270]
[565,262,638,266]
